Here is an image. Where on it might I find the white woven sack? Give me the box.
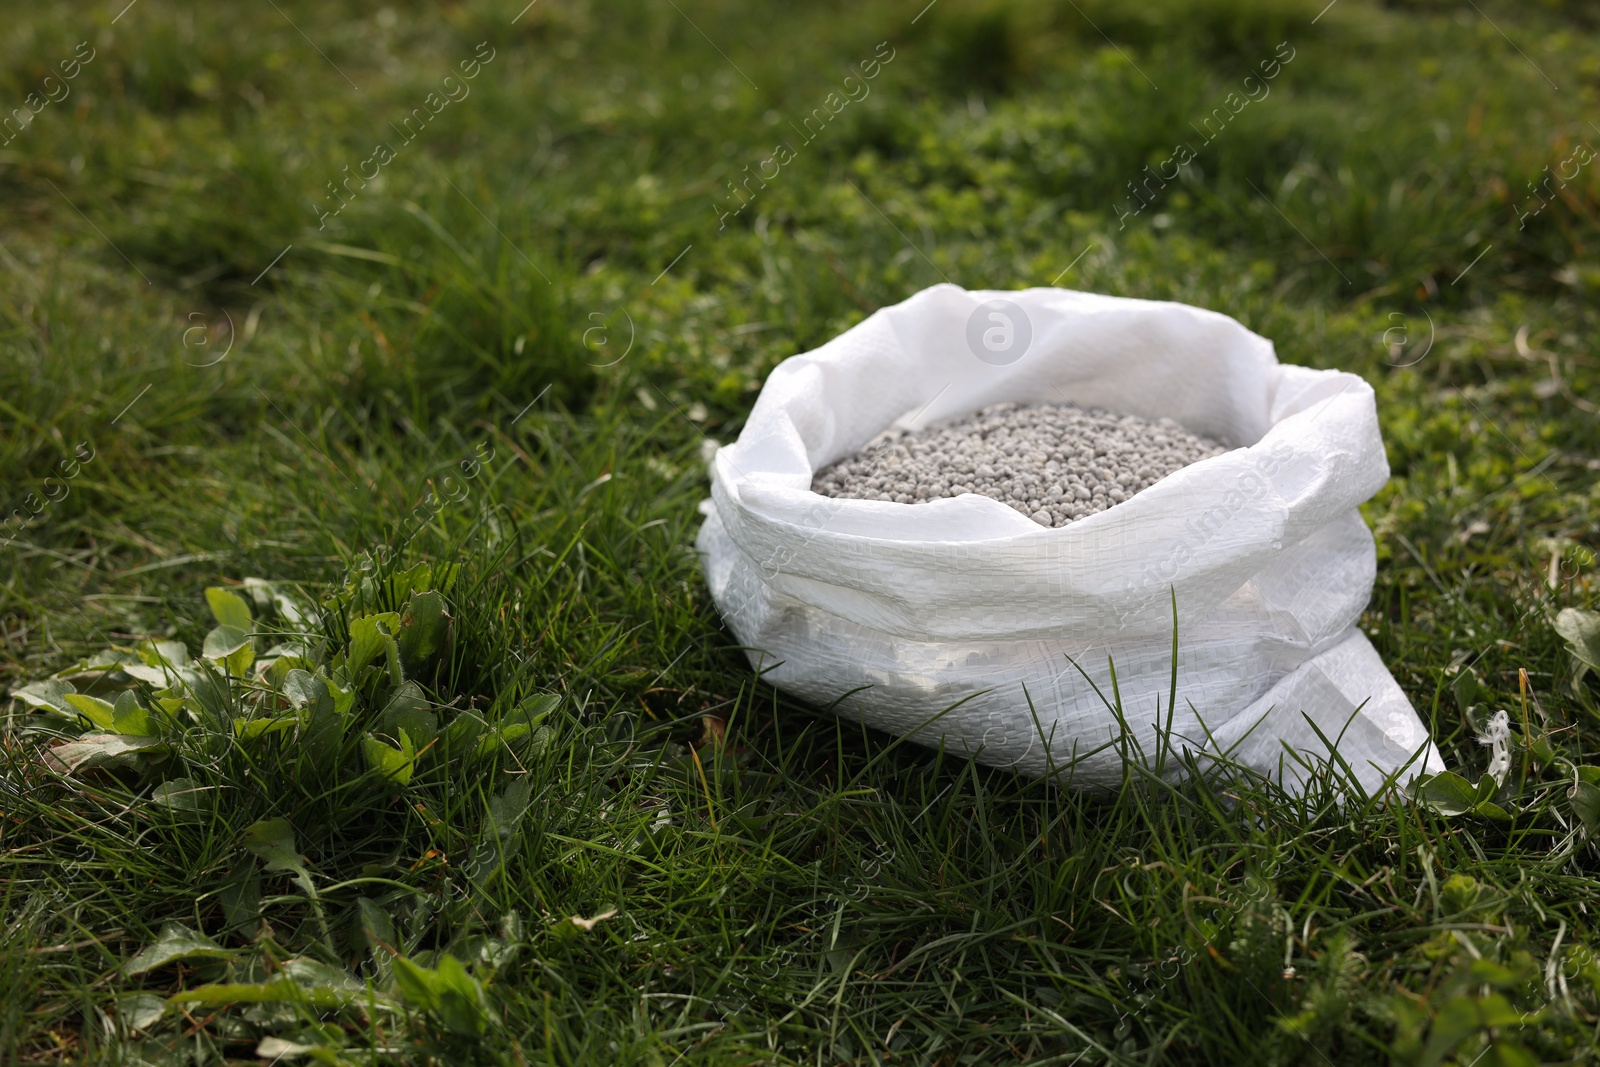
[696,284,1445,795]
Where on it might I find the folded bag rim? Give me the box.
[706,284,1389,639]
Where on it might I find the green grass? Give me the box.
[2,0,1600,1062]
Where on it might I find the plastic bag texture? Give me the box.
[696,284,1444,794]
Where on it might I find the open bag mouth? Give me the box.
[705,283,1387,641]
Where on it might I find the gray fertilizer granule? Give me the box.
[811,402,1229,528]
